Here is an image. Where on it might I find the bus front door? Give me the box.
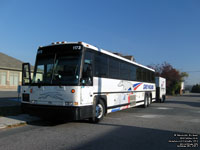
[80,62,93,104]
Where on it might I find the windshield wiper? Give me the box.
[50,54,57,84]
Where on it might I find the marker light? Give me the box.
[61,41,67,44]
[71,89,75,93]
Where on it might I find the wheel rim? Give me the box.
[96,104,103,119]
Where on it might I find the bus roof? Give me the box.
[40,41,155,72]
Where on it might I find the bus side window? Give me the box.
[109,57,119,79]
[130,65,136,81]
[94,54,108,77]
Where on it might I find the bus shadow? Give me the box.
[26,116,81,126]
[70,122,199,150]
[26,116,93,127]
[27,119,68,127]
[182,94,200,98]
[165,100,200,108]
[0,98,22,117]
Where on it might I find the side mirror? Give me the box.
[80,78,86,85]
[22,63,31,85]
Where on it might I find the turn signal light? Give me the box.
[71,89,75,93]
[74,102,78,106]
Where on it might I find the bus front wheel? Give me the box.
[89,99,105,123]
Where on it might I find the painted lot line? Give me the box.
[187,119,200,123]
[135,114,164,119]
[105,117,122,120]
[154,107,173,110]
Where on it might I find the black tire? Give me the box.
[161,95,166,103]
[147,95,151,106]
[159,97,162,103]
[143,95,148,108]
[89,99,105,123]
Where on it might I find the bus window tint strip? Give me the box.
[88,49,155,83]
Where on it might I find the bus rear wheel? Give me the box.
[143,95,148,108]
[161,95,166,103]
[147,95,151,106]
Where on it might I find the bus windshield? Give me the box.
[32,48,82,86]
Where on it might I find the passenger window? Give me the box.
[120,62,130,80]
[136,67,142,81]
[109,57,119,79]
[130,65,136,81]
[94,54,108,77]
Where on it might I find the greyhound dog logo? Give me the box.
[118,81,143,91]
[38,92,64,100]
[118,81,133,91]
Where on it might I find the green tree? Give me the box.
[191,84,200,93]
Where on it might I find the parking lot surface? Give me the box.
[0,93,199,150]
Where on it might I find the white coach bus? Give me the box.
[21,41,156,122]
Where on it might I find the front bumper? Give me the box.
[21,103,93,120]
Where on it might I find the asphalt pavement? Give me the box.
[0,93,199,150]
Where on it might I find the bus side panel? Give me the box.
[93,77,156,110]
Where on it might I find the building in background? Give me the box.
[0,52,33,91]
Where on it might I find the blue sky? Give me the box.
[0,0,200,85]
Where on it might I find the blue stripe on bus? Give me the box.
[111,108,120,112]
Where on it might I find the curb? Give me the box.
[0,114,40,130]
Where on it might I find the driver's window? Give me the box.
[82,51,93,85]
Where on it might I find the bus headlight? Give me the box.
[31,100,37,104]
